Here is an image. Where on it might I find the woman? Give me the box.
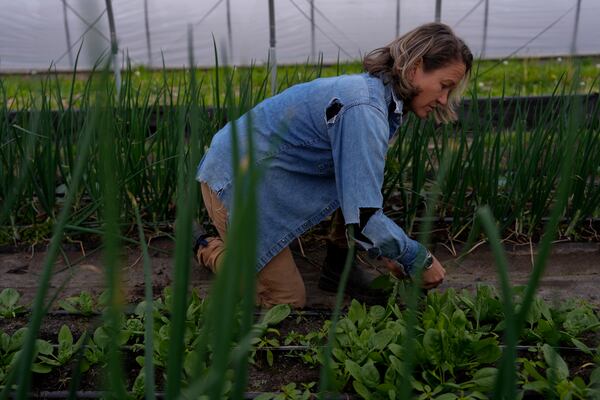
[195,22,473,308]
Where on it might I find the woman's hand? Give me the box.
[421,256,446,289]
[381,255,446,289]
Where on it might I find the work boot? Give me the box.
[191,221,210,255]
[318,241,388,304]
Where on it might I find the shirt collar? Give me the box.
[385,82,404,129]
[390,87,404,116]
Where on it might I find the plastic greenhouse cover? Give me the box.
[0,0,598,72]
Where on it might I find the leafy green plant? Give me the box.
[81,325,129,373]
[0,289,26,318]
[35,325,84,371]
[283,328,327,366]
[255,382,316,400]
[249,304,293,367]
[323,283,599,400]
[0,328,27,385]
[58,291,99,316]
[518,344,600,399]
[0,327,68,379]
[250,328,281,367]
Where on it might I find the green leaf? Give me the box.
[93,326,110,349]
[468,391,491,400]
[472,337,501,363]
[332,347,347,362]
[0,332,9,351]
[0,288,20,308]
[542,344,569,381]
[183,350,198,378]
[79,291,94,314]
[563,307,600,337]
[58,300,80,314]
[352,380,372,400]
[36,339,54,355]
[348,300,367,326]
[422,328,441,361]
[37,356,60,366]
[345,359,362,382]
[368,305,386,323]
[412,379,426,392]
[590,367,600,385]
[523,381,550,392]
[451,309,467,330]
[58,325,73,347]
[388,343,403,358]
[360,360,380,388]
[387,388,396,400]
[389,355,403,374]
[370,329,395,351]
[522,359,546,382]
[368,274,394,291]
[471,367,498,391]
[131,369,146,397]
[254,393,276,400]
[31,363,52,374]
[534,319,560,343]
[572,376,586,390]
[135,355,144,367]
[570,338,591,355]
[434,394,458,400]
[9,328,27,351]
[261,304,291,326]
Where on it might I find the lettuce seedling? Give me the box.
[35,325,85,371]
[0,289,26,318]
[58,291,98,316]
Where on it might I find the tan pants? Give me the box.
[197,183,306,308]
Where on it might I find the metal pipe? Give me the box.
[435,0,442,22]
[395,0,401,37]
[310,0,315,60]
[104,0,121,94]
[61,0,74,68]
[482,0,489,58]
[226,0,233,60]
[144,0,152,68]
[571,0,582,55]
[268,0,277,96]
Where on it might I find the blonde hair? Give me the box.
[363,22,473,124]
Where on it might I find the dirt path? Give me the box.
[1,238,599,309]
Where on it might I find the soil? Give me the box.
[1,234,599,309]
[0,314,100,339]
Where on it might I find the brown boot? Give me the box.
[318,241,389,304]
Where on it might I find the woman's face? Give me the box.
[407,60,466,119]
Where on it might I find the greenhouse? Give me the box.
[1,1,599,399]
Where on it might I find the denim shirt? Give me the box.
[196,73,426,273]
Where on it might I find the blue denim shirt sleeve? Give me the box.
[358,209,426,275]
[327,102,424,274]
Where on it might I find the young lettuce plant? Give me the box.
[81,325,130,373]
[35,325,85,371]
[4,330,58,375]
[0,328,27,384]
[254,382,316,400]
[0,289,26,318]
[58,291,98,316]
[250,304,293,367]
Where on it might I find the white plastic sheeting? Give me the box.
[0,0,598,72]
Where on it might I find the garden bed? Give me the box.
[1,235,599,398]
